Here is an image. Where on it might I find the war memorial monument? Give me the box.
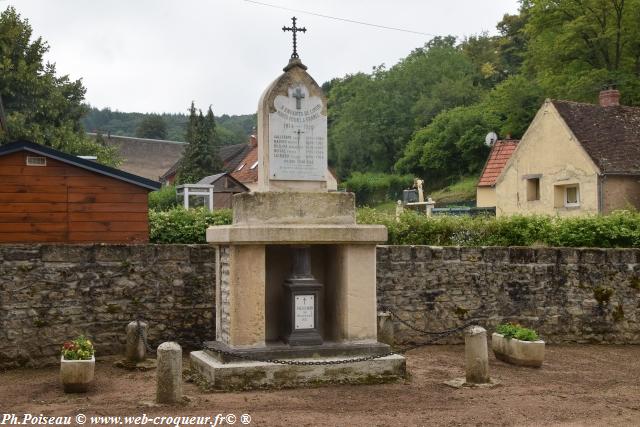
[189,18,406,389]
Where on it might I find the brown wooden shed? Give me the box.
[0,140,161,243]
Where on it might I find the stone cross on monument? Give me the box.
[282,16,306,59]
[292,86,305,109]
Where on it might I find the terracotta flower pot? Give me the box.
[491,333,545,367]
[60,355,95,393]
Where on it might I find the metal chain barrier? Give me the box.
[134,307,480,366]
[201,322,472,366]
[136,318,156,355]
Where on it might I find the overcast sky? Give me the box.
[6,0,520,115]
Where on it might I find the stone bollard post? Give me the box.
[377,311,394,345]
[156,342,182,404]
[465,326,490,384]
[125,321,147,362]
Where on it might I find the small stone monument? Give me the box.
[190,17,405,389]
[126,320,147,362]
[114,320,156,370]
[156,342,182,404]
[445,326,500,388]
[464,326,490,384]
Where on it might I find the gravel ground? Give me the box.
[1,345,639,426]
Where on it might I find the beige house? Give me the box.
[495,90,640,216]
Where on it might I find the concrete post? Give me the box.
[377,311,394,345]
[465,326,490,384]
[125,321,147,362]
[395,201,403,222]
[156,342,182,404]
[426,198,435,217]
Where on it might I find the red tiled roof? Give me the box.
[477,140,519,187]
[230,137,258,184]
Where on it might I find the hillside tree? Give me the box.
[0,7,118,165]
[135,114,167,139]
[175,102,223,184]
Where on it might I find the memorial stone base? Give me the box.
[190,192,406,390]
[190,350,406,391]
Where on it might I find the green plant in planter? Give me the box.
[496,323,540,341]
[61,336,95,360]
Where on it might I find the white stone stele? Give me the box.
[269,85,327,182]
[257,58,330,192]
[190,350,405,390]
[492,332,545,367]
[156,342,182,404]
[60,355,95,393]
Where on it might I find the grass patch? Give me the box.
[430,176,477,205]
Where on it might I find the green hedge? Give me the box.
[342,172,414,206]
[357,208,640,247]
[149,185,179,211]
[148,206,640,248]
[149,207,232,243]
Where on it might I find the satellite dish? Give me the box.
[485,132,498,147]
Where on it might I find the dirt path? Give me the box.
[1,345,639,426]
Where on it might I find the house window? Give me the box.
[565,185,579,207]
[250,161,258,170]
[526,178,540,201]
[26,156,46,166]
[236,163,245,171]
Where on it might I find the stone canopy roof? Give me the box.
[478,140,519,187]
[552,100,640,174]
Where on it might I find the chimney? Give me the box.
[599,89,620,107]
[249,134,257,148]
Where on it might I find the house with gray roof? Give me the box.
[495,89,640,216]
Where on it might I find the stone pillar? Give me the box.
[331,245,378,342]
[227,245,266,348]
[426,198,435,217]
[156,342,182,404]
[125,321,147,362]
[465,326,490,384]
[377,311,394,345]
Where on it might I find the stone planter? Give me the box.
[491,333,545,367]
[60,355,95,393]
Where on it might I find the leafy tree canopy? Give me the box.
[0,7,119,165]
[82,107,255,145]
[135,114,167,139]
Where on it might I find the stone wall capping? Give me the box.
[534,247,559,264]
[206,224,387,244]
[509,247,537,263]
[442,246,461,261]
[482,247,510,263]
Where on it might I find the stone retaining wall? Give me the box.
[2,244,639,369]
[0,244,215,369]
[377,246,640,345]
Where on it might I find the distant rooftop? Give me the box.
[88,133,186,181]
[478,139,519,187]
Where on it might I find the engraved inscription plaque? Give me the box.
[269,85,327,181]
[294,294,315,330]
